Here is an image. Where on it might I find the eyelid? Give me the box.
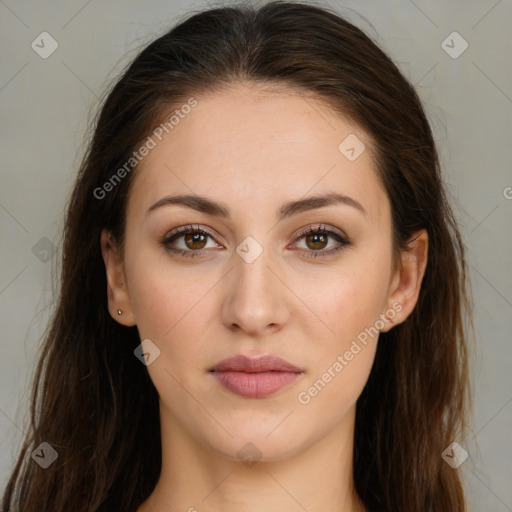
[292,223,347,242]
[163,223,347,243]
[162,224,223,249]
[288,223,351,258]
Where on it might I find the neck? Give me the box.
[139,404,367,512]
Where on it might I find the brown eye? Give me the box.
[162,225,221,258]
[293,225,351,259]
[304,232,328,251]
[183,232,208,250]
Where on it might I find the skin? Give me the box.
[101,82,428,512]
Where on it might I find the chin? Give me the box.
[198,417,313,464]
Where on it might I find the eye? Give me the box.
[161,223,351,259]
[291,224,351,258]
[161,224,222,258]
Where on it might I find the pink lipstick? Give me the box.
[209,354,304,398]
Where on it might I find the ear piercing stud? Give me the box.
[117,309,123,316]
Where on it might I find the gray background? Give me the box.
[1,0,511,509]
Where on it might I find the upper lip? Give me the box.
[209,354,304,373]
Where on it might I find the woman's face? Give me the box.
[103,83,420,462]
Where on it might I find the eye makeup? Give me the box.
[160,223,352,259]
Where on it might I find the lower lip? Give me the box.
[211,370,301,398]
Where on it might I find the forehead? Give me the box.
[127,83,388,225]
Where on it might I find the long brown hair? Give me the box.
[2,2,472,510]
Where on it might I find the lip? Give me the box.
[209,354,304,398]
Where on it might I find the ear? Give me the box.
[100,228,136,326]
[380,229,428,332]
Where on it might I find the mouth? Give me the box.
[209,354,304,398]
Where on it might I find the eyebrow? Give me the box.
[146,192,366,220]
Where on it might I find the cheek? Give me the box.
[295,339,377,439]
[302,257,391,345]
[125,253,214,355]
[293,250,390,405]
[126,264,214,404]
[294,272,385,420]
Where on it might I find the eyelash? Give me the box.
[161,223,351,260]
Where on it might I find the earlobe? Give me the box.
[100,228,137,326]
[380,229,428,332]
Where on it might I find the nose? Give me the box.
[221,241,290,337]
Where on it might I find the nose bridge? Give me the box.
[221,234,288,334]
